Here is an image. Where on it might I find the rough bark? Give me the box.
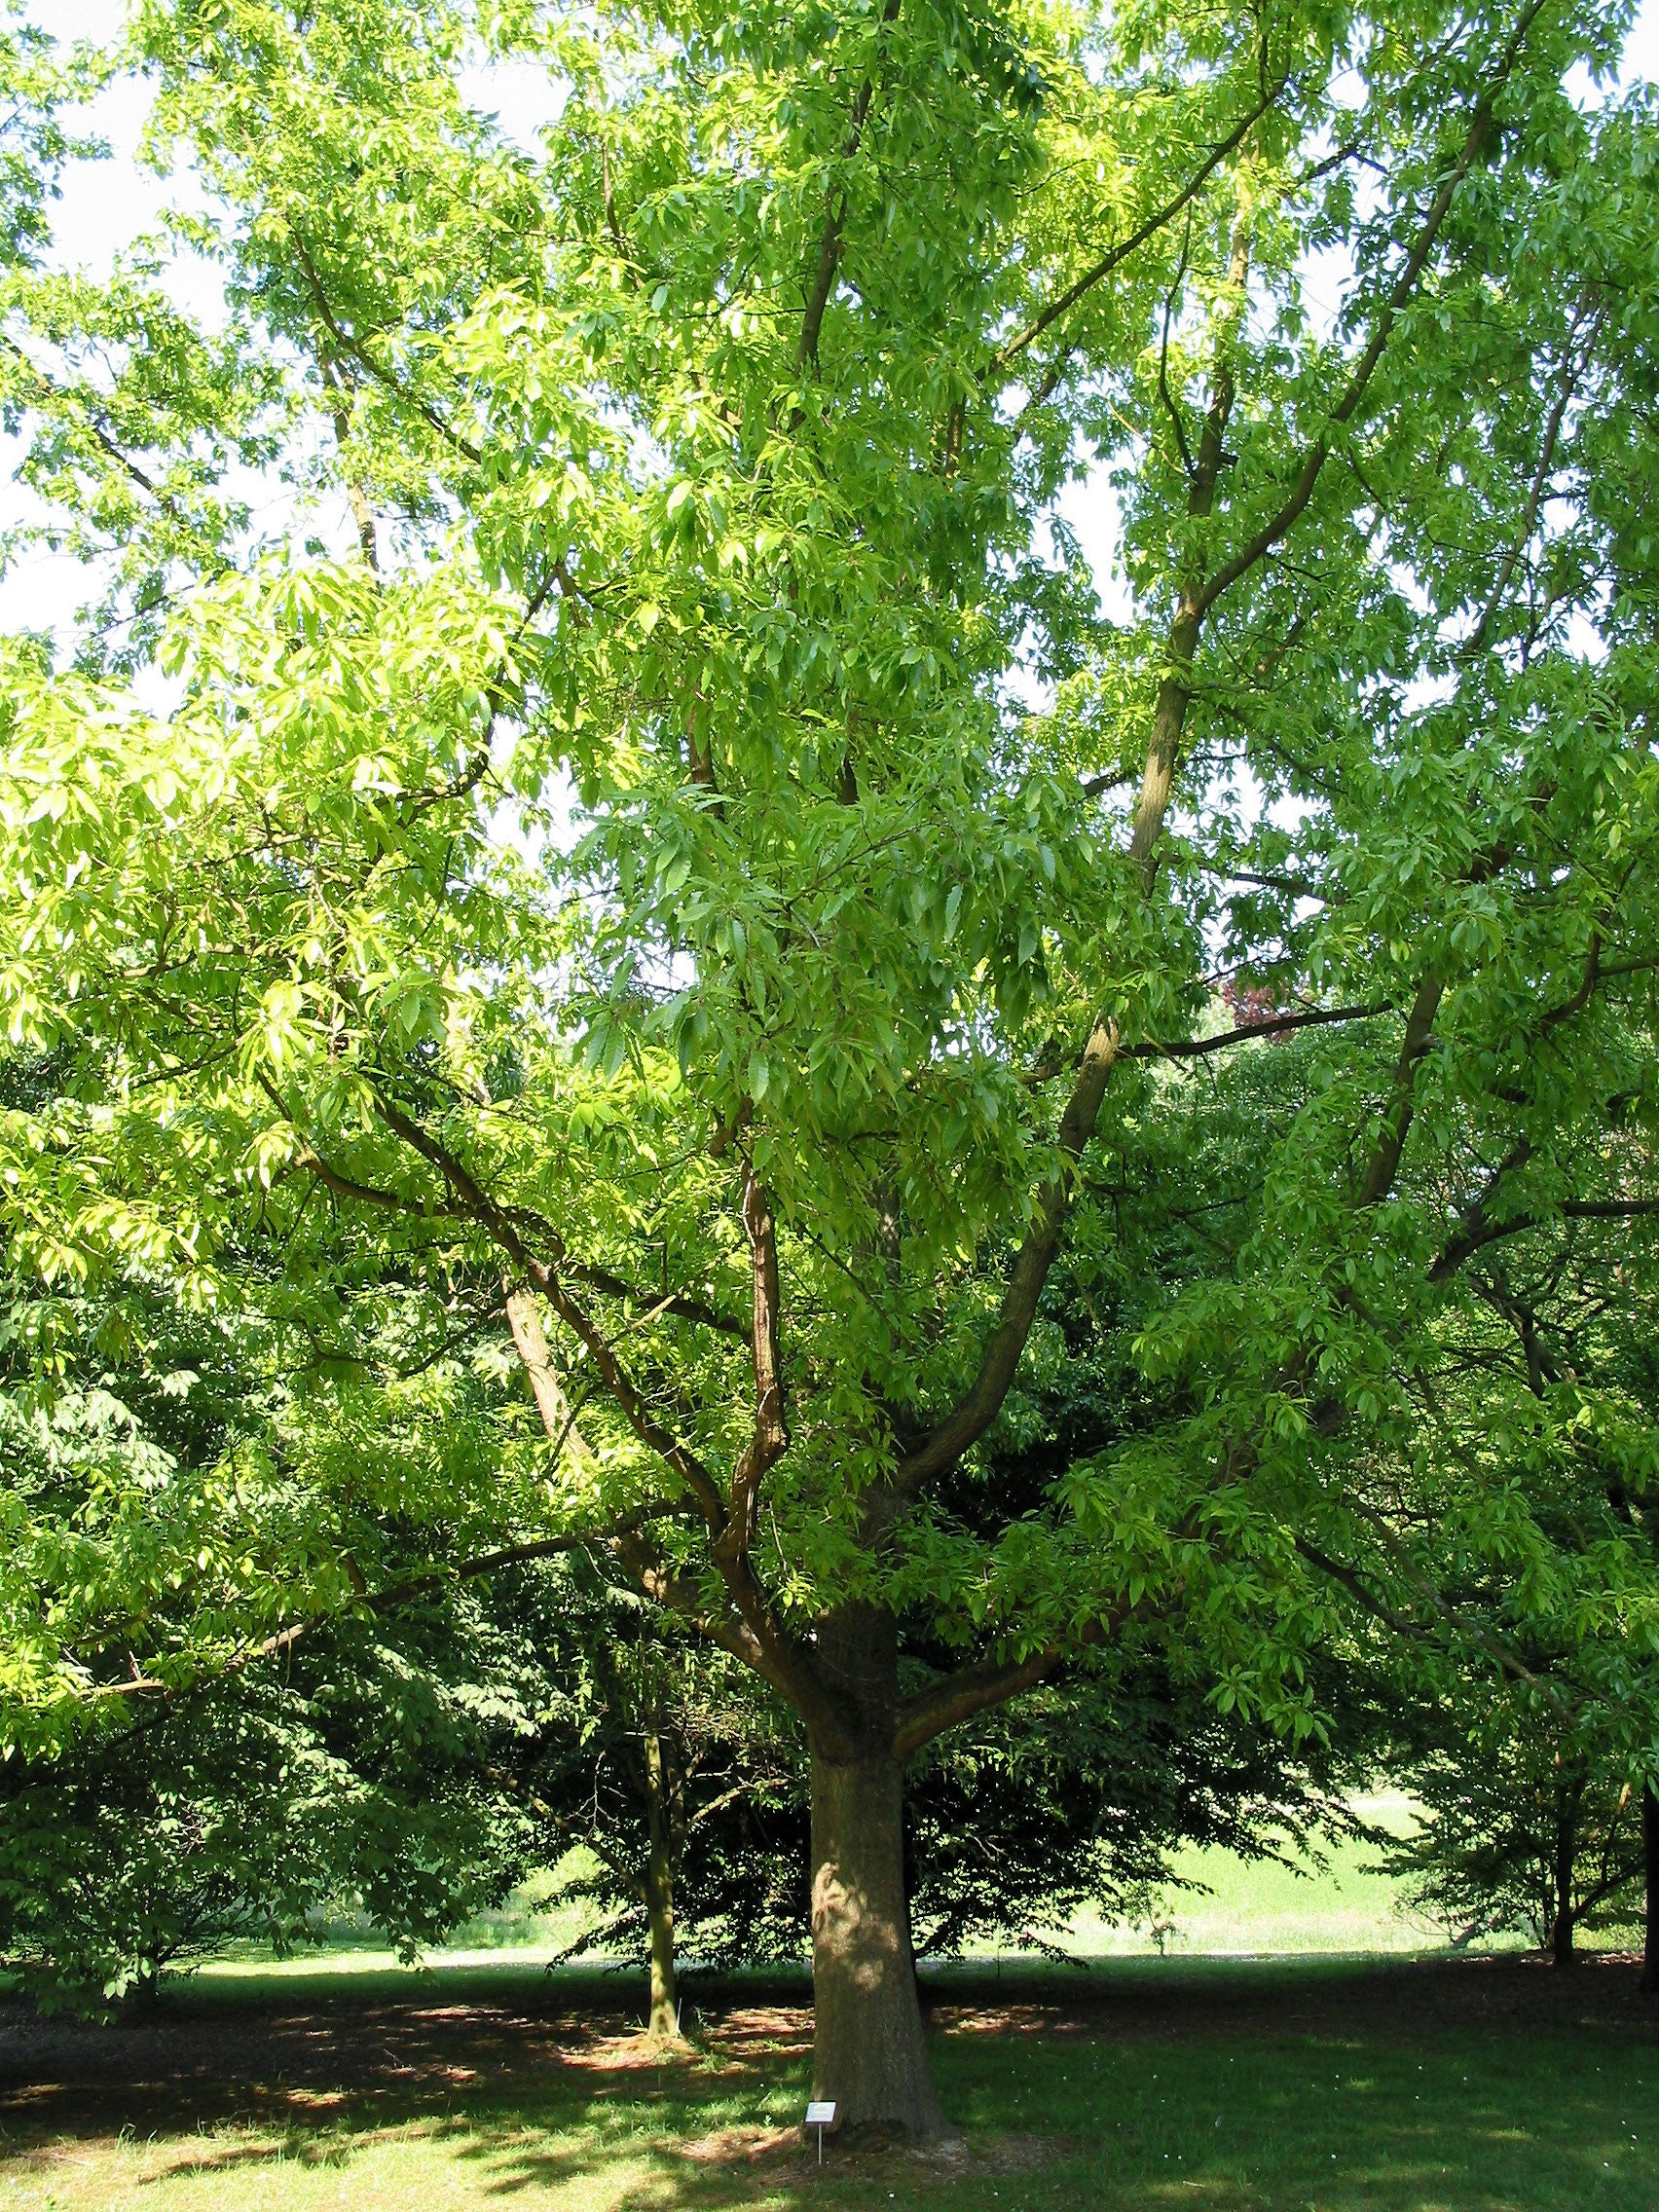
[641,1726,683,2041]
[807,1604,948,2138]
[1642,1781,1659,1994]
[809,1751,944,2136]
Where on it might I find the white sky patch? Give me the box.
[457,55,571,153]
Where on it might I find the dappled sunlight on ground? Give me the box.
[1,1956,1656,2209]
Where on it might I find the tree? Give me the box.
[1283,1159,1659,1971]
[4,0,1659,2134]
[1384,1697,1645,1964]
[487,1556,799,2041]
[0,1637,522,2014]
[0,1186,534,2014]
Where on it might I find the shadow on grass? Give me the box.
[2,1957,1657,2209]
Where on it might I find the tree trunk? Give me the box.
[641,1726,682,2041]
[1642,1781,1658,1995]
[120,1964,161,2019]
[1550,1785,1578,1967]
[807,1604,948,2139]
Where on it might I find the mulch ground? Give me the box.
[1,1953,1653,2145]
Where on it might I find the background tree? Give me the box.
[1383,1696,1645,1964]
[491,1557,799,2041]
[0,1633,523,2015]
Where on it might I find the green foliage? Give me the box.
[1382,1701,1644,1955]
[0,0,1658,2079]
[0,1643,519,2013]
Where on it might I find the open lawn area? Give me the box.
[188,1797,1453,1982]
[2,1952,1654,2212]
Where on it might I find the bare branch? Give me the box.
[1123,1000,1388,1059]
[73,1507,689,1701]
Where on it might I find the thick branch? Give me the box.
[1430,1193,1659,1281]
[361,1096,727,1525]
[893,1014,1123,1490]
[292,1145,464,1220]
[504,1283,597,1466]
[987,72,1287,378]
[367,1097,849,1745]
[1196,0,1548,619]
[892,1644,1066,1763]
[529,1259,729,1530]
[292,1097,742,1336]
[719,1163,789,1566]
[796,0,901,371]
[1124,1000,1387,1059]
[892,1600,1134,1761]
[613,1532,858,1758]
[892,199,1258,1494]
[1356,978,1443,1206]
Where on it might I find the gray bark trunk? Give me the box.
[807,1603,948,2138]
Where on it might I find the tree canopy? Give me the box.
[3,0,1659,2132]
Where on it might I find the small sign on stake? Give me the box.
[803,2100,838,2163]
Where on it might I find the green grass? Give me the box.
[198,1794,1557,1984]
[3,1956,1656,2211]
[4,1830,1653,2210]
[197,1858,606,1978]
[1069,1796,1442,1961]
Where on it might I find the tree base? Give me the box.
[810,1751,949,2138]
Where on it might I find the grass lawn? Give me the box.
[1070,1792,1447,1960]
[2,1952,1656,2211]
[191,1793,1467,1984]
[3,1830,1652,2211]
